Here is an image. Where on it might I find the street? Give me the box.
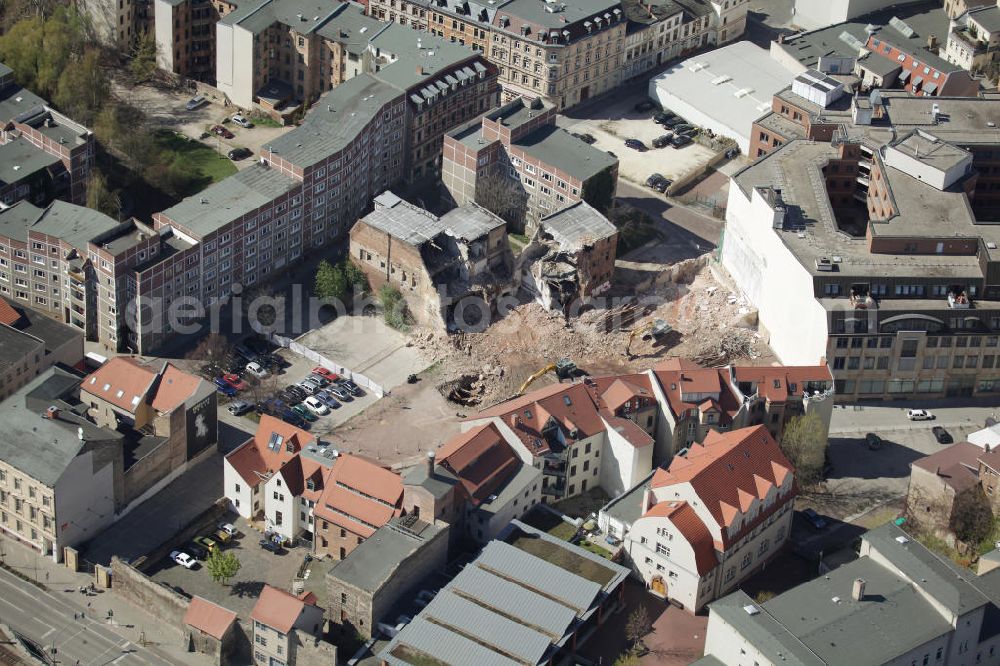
[0,566,171,666]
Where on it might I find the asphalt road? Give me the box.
[830,399,999,436]
[0,567,172,666]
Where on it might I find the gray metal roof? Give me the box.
[970,5,1000,33]
[0,200,42,243]
[326,517,443,593]
[221,0,351,35]
[401,463,458,499]
[1,296,81,355]
[265,74,401,169]
[31,201,119,253]
[599,470,652,528]
[0,137,61,186]
[316,2,381,52]
[474,461,538,517]
[494,0,619,31]
[439,203,504,242]
[381,616,521,666]
[448,564,576,639]
[362,191,502,246]
[0,368,121,487]
[0,324,42,372]
[540,200,617,250]
[512,126,617,182]
[158,164,298,238]
[369,24,479,91]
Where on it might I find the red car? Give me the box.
[211,125,235,140]
[312,366,339,382]
[221,373,248,391]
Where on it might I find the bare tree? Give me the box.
[475,172,528,227]
[624,605,650,650]
[779,412,827,488]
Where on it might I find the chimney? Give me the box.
[778,33,785,44]
[927,34,938,52]
[45,405,60,420]
[426,450,435,476]
[852,578,866,602]
[416,65,424,76]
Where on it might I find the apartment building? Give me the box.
[0,64,94,207]
[155,0,239,83]
[76,0,148,49]
[945,0,995,19]
[944,3,1000,73]
[250,585,326,666]
[403,422,543,546]
[0,298,83,402]
[442,96,617,231]
[697,523,1000,666]
[725,91,1000,401]
[600,425,795,612]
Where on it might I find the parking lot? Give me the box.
[147,517,315,619]
[559,95,717,188]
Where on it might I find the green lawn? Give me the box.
[152,130,236,192]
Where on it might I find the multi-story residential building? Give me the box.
[0,298,83,402]
[0,64,94,207]
[945,0,995,19]
[725,91,1000,401]
[0,360,215,561]
[77,0,147,48]
[696,523,1000,666]
[443,96,617,231]
[349,191,513,328]
[600,425,795,612]
[944,3,1000,73]
[378,520,629,666]
[403,422,543,546]
[155,0,239,83]
[250,585,326,666]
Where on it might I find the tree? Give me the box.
[613,652,641,666]
[129,31,157,83]
[581,165,616,214]
[379,284,410,331]
[86,169,120,219]
[53,48,110,125]
[951,486,995,547]
[205,549,241,585]
[779,412,827,487]
[475,172,528,227]
[624,605,650,650]
[314,259,348,301]
[754,590,776,603]
[343,260,369,296]
[184,333,231,364]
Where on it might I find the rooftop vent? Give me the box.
[743,605,761,615]
[815,257,834,271]
[831,256,842,263]
[895,535,910,544]
[710,75,731,85]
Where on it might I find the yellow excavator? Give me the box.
[516,358,578,396]
[625,319,672,358]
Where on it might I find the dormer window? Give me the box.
[306,478,316,491]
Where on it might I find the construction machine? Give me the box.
[515,358,577,396]
[625,319,672,358]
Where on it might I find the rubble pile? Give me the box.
[410,259,771,407]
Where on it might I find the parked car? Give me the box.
[653,111,675,125]
[907,409,935,421]
[227,399,254,416]
[651,134,673,149]
[185,95,207,111]
[218,523,238,537]
[634,99,656,112]
[932,425,954,444]
[213,529,233,544]
[213,379,237,397]
[865,432,883,450]
[245,361,269,379]
[259,538,281,553]
[327,385,352,402]
[303,396,330,416]
[221,373,248,391]
[280,410,308,429]
[663,116,684,128]
[291,403,319,422]
[571,132,597,144]
[336,378,363,397]
[646,173,666,188]
[233,343,256,361]
[314,390,341,409]
[285,385,308,401]
[227,147,253,161]
[186,542,208,560]
[193,536,218,553]
[277,389,300,406]
[298,378,322,394]
[231,113,254,128]
[671,134,693,148]
[646,175,670,193]
[307,373,331,388]
[673,123,695,133]
[170,551,196,569]
[312,366,339,382]
[211,125,234,140]
[802,508,827,530]
[624,138,647,151]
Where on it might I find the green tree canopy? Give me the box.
[779,412,827,487]
[951,487,995,547]
[205,549,241,585]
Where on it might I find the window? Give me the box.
[275,511,283,526]
[656,542,669,556]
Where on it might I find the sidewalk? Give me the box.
[0,532,212,665]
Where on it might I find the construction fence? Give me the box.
[269,333,385,398]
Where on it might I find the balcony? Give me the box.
[948,291,972,309]
[67,268,85,283]
[950,28,989,56]
[850,292,877,310]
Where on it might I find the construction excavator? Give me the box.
[625,319,672,358]
[515,358,578,397]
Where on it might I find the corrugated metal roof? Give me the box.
[422,590,552,664]
[476,541,601,613]
[383,617,520,666]
[449,565,575,639]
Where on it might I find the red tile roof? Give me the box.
[437,423,521,505]
[313,454,403,538]
[652,359,735,424]
[652,425,793,546]
[150,363,203,412]
[81,357,158,413]
[643,501,718,575]
[224,415,314,487]
[0,298,21,326]
[184,596,237,640]
[598,376,653,413]
[251,585,313,634]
